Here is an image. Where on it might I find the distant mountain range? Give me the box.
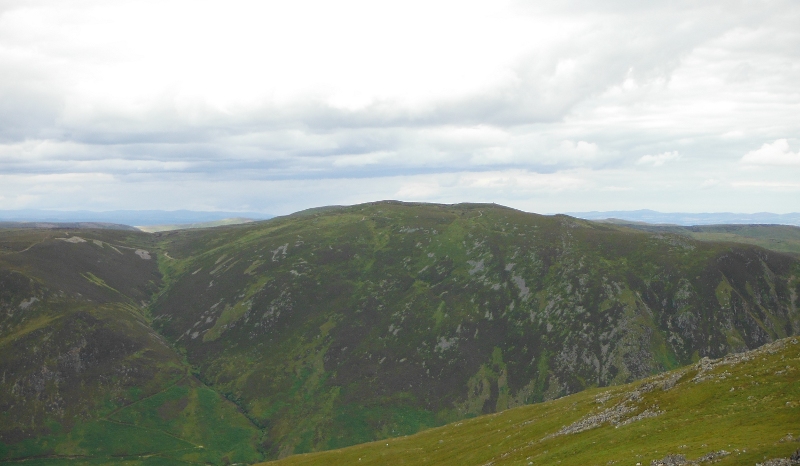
[4,208,799,228]
[567,209,800,226]
[0,209,273,226]
[0,221,139,231]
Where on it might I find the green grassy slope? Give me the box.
[1,374,263,464]
[683,225,800,257]
[149,201,800,458]
[0,228,263,463]
[266,336,800,466]
[3,203,800,464]
[604,221,800,257]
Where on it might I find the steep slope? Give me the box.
[266,335,800,466]
[0,228,263,464]
[150,201,800,457]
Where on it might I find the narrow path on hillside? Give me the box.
[103,375,189,419]
[100,418,203,449]
[0,239,47,254]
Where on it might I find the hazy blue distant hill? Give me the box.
[567,209,800,226]
[136,217,257,233]
[0,209,273,226]
[0,221,138,230]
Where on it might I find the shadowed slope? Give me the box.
[265,336,800,466]
[0,229,263,463]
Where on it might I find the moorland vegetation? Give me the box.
[0,201,798,464]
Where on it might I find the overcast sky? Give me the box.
[1,0,798,215]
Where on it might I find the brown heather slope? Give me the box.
[151,201,800,457]
[0,228,263,463]
[1,202,800,464]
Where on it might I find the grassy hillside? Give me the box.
[266,336,800,466]
[0,228,263,463]
[150,201,800,458]
[2,202,800,464]
[603,221,800,257]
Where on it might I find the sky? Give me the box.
[1,0,799,216]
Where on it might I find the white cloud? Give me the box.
[395,182,441,199]
[741,139,800,166]
[332,151,395,167]
[1,0,799,214]
[456,170,586,192]
[559,140,599,159]
[390,170,589,203]
[732,181,800,189]
[636,151,681,166]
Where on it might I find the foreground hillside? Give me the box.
[267,336,800,466]
[151,201,800,456]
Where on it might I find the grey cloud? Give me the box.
[80,10,759,138]
[0,2,734,143]
[0,64,64,142]
[0,0,798,214]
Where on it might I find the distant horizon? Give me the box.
[0,208,273,227]
[2,203,800,227]
[3,204,800,215]
[565,209,800,227]
[1,204,799,216]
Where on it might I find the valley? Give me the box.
[266,335,800,466]
[1,201,798,464]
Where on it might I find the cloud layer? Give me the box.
[1,0,798,214]
[742,139,800,166]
